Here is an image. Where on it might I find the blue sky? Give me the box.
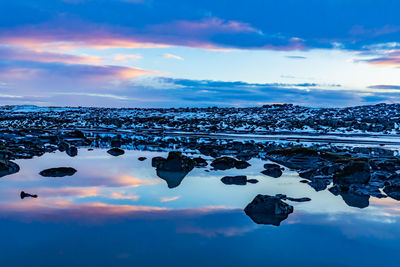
[1,0,400,107]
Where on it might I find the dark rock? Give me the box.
[66,145,78,157]
[308,179,330,192]
[235,160,251,169]
[247,179,259,184]
[39,167,77,177]
[267,147,341,170]
[193,157,208,167]
[152,156,164,167]
[286,197,311,202]
[107,148,125,157]
[261,163,283,178]
[333,160,370,185]
[383,184,400,200]
[138,157,147,161]
[244,194,294,226]
[211,157,237,170]
[0,160,20,178]
[67,130,85,139]
[20,191,38,199]
[154,152,195,188]
[221,175,247,185]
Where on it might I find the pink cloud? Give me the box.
[163,53,184,60]
[0,46,101,65]
[160,196,180,202]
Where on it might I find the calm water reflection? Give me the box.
[0,149,399,266]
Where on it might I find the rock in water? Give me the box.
[66,145,78,157]
[333,160,370,185]
[107,148,125,157]
[235,160,251,169]
[152,156,164,167]
[286,197,311,202]
[211,157,237,170]
[0,161,20,178]
[383,184,400,200]
[153,152,195,188]
[193,157,208,167]
[261,163,283,178]
[221,175,247,185]
[39,167,77,177]
[138,157,147,161]
[211,157,250,170]
[244,194,294,226]
[20,191,38,199]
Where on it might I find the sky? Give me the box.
[1,0,400,107]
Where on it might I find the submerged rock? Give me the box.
[333,160,370,185]
[244,194,294,226]
[267,147,341,170]
[107,148,125,157]
[0,160,20,178]
[286,197,311,202]
[261,163,283,178]
[20,191,38,199]
[221,175,247,185]
[153,152,195,189]
[39,167,77,177]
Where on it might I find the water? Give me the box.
[1,149,399,266]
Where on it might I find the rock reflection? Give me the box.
[153,152,194,189]
[244,194,294,226]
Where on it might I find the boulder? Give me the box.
[221,175,247,185]
[66,145,78,157]
[383,184,400,200]
[333,160,370,185]
[0,161,20,178]
[39,167,77,177]
[235,160,251,169]
[138,157,147,161]
[193,157,208,167]
[267,147,340,170]
[107,148,125,157]
[261,163,283,178]
[244,194,294,226]
[211,157,250,170]
[211,157,237,170]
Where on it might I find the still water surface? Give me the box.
[0,149,399,266]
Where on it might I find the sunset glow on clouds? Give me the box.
[1,0,400,107]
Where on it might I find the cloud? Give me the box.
[113,54,142,62]
[368,85,400,90]
[163,53,184,60]
[286,56,307,59]
[160,196,180,202]
[0,60,153,81]
[3,0,400,52]
[0,46,101,64]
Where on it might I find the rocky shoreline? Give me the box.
[1,125,400,225]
